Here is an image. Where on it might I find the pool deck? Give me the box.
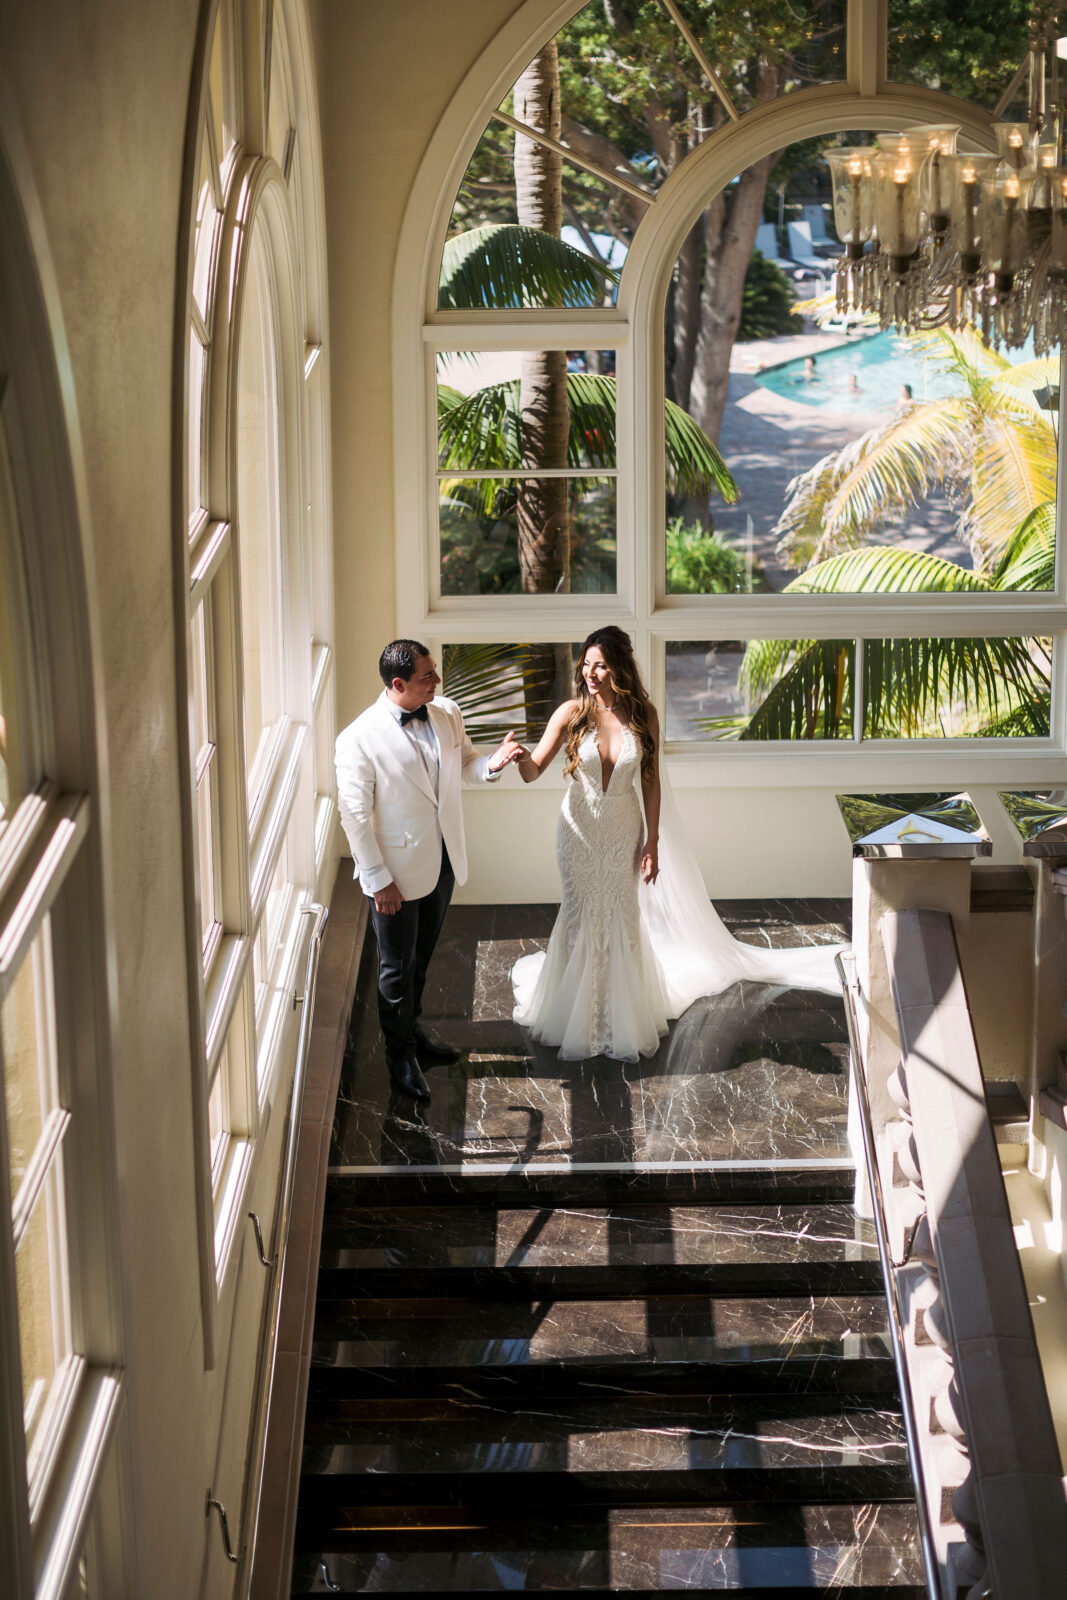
[716,328,968,592]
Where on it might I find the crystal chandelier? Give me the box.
[825,4,1067,353]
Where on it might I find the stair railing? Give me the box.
[842,908,1067,1600]
[205,900,328,1594]
[836,948,944,1600]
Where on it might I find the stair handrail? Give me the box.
[234,899,329,1596]
[877,907,1067,1600]
[836,949,944,1600]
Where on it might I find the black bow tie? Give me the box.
[399,705,428,726]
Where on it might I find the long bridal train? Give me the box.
[512,747,842,1064]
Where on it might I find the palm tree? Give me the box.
[701,511,1053,740]
[774,330,1057,574]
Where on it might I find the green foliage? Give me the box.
[738,251,801,341]
[888,0,1034,105]
[665,517,760,593]
[698,539,1053,741]
[441,643,557,744]
[775,330,1058,571]
[439,480,617,598]
[439,224,618,309]
[437,371,737,505]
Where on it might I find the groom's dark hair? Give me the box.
[379,638,430,687]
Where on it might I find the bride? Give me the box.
[510,626,841,1063]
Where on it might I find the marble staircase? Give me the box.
[288,903,926,1596]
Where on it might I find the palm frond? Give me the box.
[965,410,1057,563]
[863,635,1050,737]
[773,397,971,566]
[437,382,467,416]
[437,374,736,501]
[994,501,1056,592]
[783,544,991,596]
[441,642,556,743]
[732,639,854,741]
[439,224,618,309]
[665,397,738,502]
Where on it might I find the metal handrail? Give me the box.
[224,900,328,1593]
[835,951,944,1600]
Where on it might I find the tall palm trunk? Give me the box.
[514,43,573,718]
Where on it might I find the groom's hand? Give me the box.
[488,730,528,772]
[374,882,404,915]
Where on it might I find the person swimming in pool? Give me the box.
[799,355,819,383]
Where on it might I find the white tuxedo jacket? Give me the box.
[335,692,499,900]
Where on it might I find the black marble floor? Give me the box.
[292,900,924,1595]
[329,900,854,1178]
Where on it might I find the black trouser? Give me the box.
[368,843,454,1066]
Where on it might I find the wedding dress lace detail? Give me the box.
[512,725,842,1063]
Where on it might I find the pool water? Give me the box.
[754,329,1034,411]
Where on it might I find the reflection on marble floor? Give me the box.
[291,1500,921,1594]
[331,900,851,1174]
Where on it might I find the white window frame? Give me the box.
[394,0,1067,793]
[176,0,335,1358]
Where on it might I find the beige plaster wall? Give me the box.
[0,2,283,1593]
[316,0,526,726]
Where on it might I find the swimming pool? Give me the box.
[754,329,1033,411]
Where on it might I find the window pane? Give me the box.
[208,1056,229,1189]
[438,351,617,470]
[192,139,219,319]
[237,227,286,796]
[195,761,219,954]
[443,641,580,742]
[440,478,616,596]
[666,639,855,741]
[267,9,294,172]
[440,4,847,308]
[862,637,1051,739]
[190,598,213,757]
[16,1166,71,1441]
[665,131,1058,598]
[208,4,235,172]
[2,921,58,1200]
[188,327,207,528]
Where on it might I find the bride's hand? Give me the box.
[641,844,659,885]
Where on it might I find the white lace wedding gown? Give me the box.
[511,727,842,1063]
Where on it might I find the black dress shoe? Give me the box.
[388,1055,431,1102]
[414,1027,460,1065]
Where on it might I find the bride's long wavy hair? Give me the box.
[563,626,657,782]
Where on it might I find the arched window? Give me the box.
[177,0,334,1329]
[0,112,125,1599]
[395,0,1063,786]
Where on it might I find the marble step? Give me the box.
[308,1292,896,1402]
[296,1393,910,1509]
[325,1165,858,1211]
[291,1500,923,1595]
[318,1201,882,1301]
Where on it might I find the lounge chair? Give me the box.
[785,220,833,282]
[801,204,843,255]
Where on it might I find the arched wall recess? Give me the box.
[0,76,129,1600]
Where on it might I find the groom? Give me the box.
[335,640,524,1102]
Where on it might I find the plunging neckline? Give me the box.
[592,721,628,795]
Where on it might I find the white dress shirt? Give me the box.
[386,698,440,797]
